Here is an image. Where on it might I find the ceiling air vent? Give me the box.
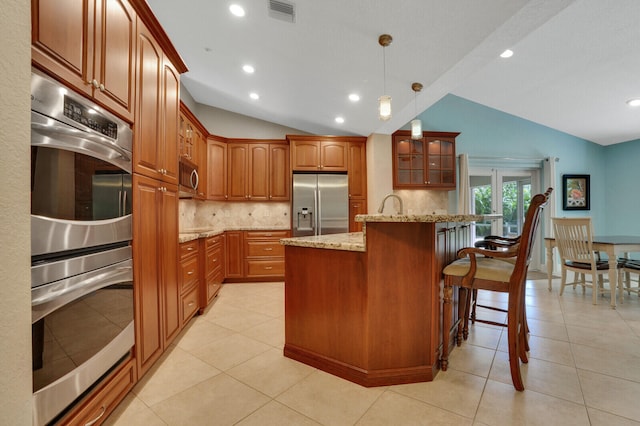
[269,0,295,23]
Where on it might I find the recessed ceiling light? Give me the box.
[229,4,245,17]
[335,117,345,124]
[348,94,360,102]
[249,92,259,100]
[627,98,640,107]
[242,65,255,74]
[500,49,514,58]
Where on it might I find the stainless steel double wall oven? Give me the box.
[30,69,134,425]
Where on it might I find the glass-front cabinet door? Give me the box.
[392,130,458,189]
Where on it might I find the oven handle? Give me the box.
[31,111,132,173]
[31,259,133,324]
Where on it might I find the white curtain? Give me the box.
[457,153,470,214]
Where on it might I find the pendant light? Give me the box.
[378,34,393,121]
[411,82,423,139]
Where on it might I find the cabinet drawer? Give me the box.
[246,240,284,258]
[61,358,136,426]
[205,234,223,250]
[180,255,199,291]
[182,285,199,325]
[206,246,223,274]
[245,230,289,239]
[180,240,199,259]
[246,259,284,277]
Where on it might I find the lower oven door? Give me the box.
[31,255,134,426]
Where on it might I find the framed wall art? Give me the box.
[562,174,590,210]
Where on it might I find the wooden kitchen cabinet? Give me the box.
[225,231,244,279]
[133,18,179,185]
[288,136,348,171]
[226,140,289,201]
[179,104,208,199]
[348,141,367,200]
[32,0,136,122]
[349,199,367,233]
[207,136,228,200]
[269,143,290,201]
[245,230,289,278]
[392,130,459,190]
[58,357,136,426]
[199,234,224,312]
[227,142,270,201]
[132,174,180,378]
[179,240,200,326]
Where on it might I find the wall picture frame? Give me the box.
[562,174,590,210]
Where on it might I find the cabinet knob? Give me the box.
[91,79,99,89]
[99,83,105,91]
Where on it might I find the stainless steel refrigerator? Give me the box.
[92,173,132,220]
[292,173,349,237]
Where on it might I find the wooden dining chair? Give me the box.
[552,217,617,305]
[441,187,552,391]
[618,258,640,299]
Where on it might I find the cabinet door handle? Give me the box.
[84,405,106,426]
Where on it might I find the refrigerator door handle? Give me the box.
[314,189,319,235]
[317,190,322,235]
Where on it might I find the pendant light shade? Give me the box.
[411,119,422,139]
[378,34,393,121]
[378,95,392,121]
[411,82,423,139]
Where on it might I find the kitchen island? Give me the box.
[281,213,495,387]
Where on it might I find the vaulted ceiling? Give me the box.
[148,0,640,145]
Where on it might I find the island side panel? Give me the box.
[365,222,440,379]
[284,245,368,375]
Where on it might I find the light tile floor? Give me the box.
[105,275,640,425]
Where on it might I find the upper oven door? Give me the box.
[31,143,133,257]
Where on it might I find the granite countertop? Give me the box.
[281,214,501,252]
[179,226,290,243]
[355,213,502,223]
[280,232,365,252]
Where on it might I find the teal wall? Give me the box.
[414,94,631,234]
[604,139,640,235]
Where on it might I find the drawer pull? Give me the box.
[187,271,194,275]
[187,247,194,251]
[84,405,106,426]
[264,247,273,251]
[188,302,195,307]
[264,266,273,270]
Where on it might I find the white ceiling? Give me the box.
[147,0,640,146]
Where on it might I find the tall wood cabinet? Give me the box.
[31,0,136,122]
[132,175,180,378]
[392,130,459,190]
[348,140,367,232]
[133,19,179,185]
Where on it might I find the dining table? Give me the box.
[545,235,640,308]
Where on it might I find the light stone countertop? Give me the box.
[280,214,501,252]
[179,226,290,243]
[355,213,502,223]
[280,232,365,252]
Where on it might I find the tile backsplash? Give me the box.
[179,200,291,231]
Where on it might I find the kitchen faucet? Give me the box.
[377,194,404,215]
